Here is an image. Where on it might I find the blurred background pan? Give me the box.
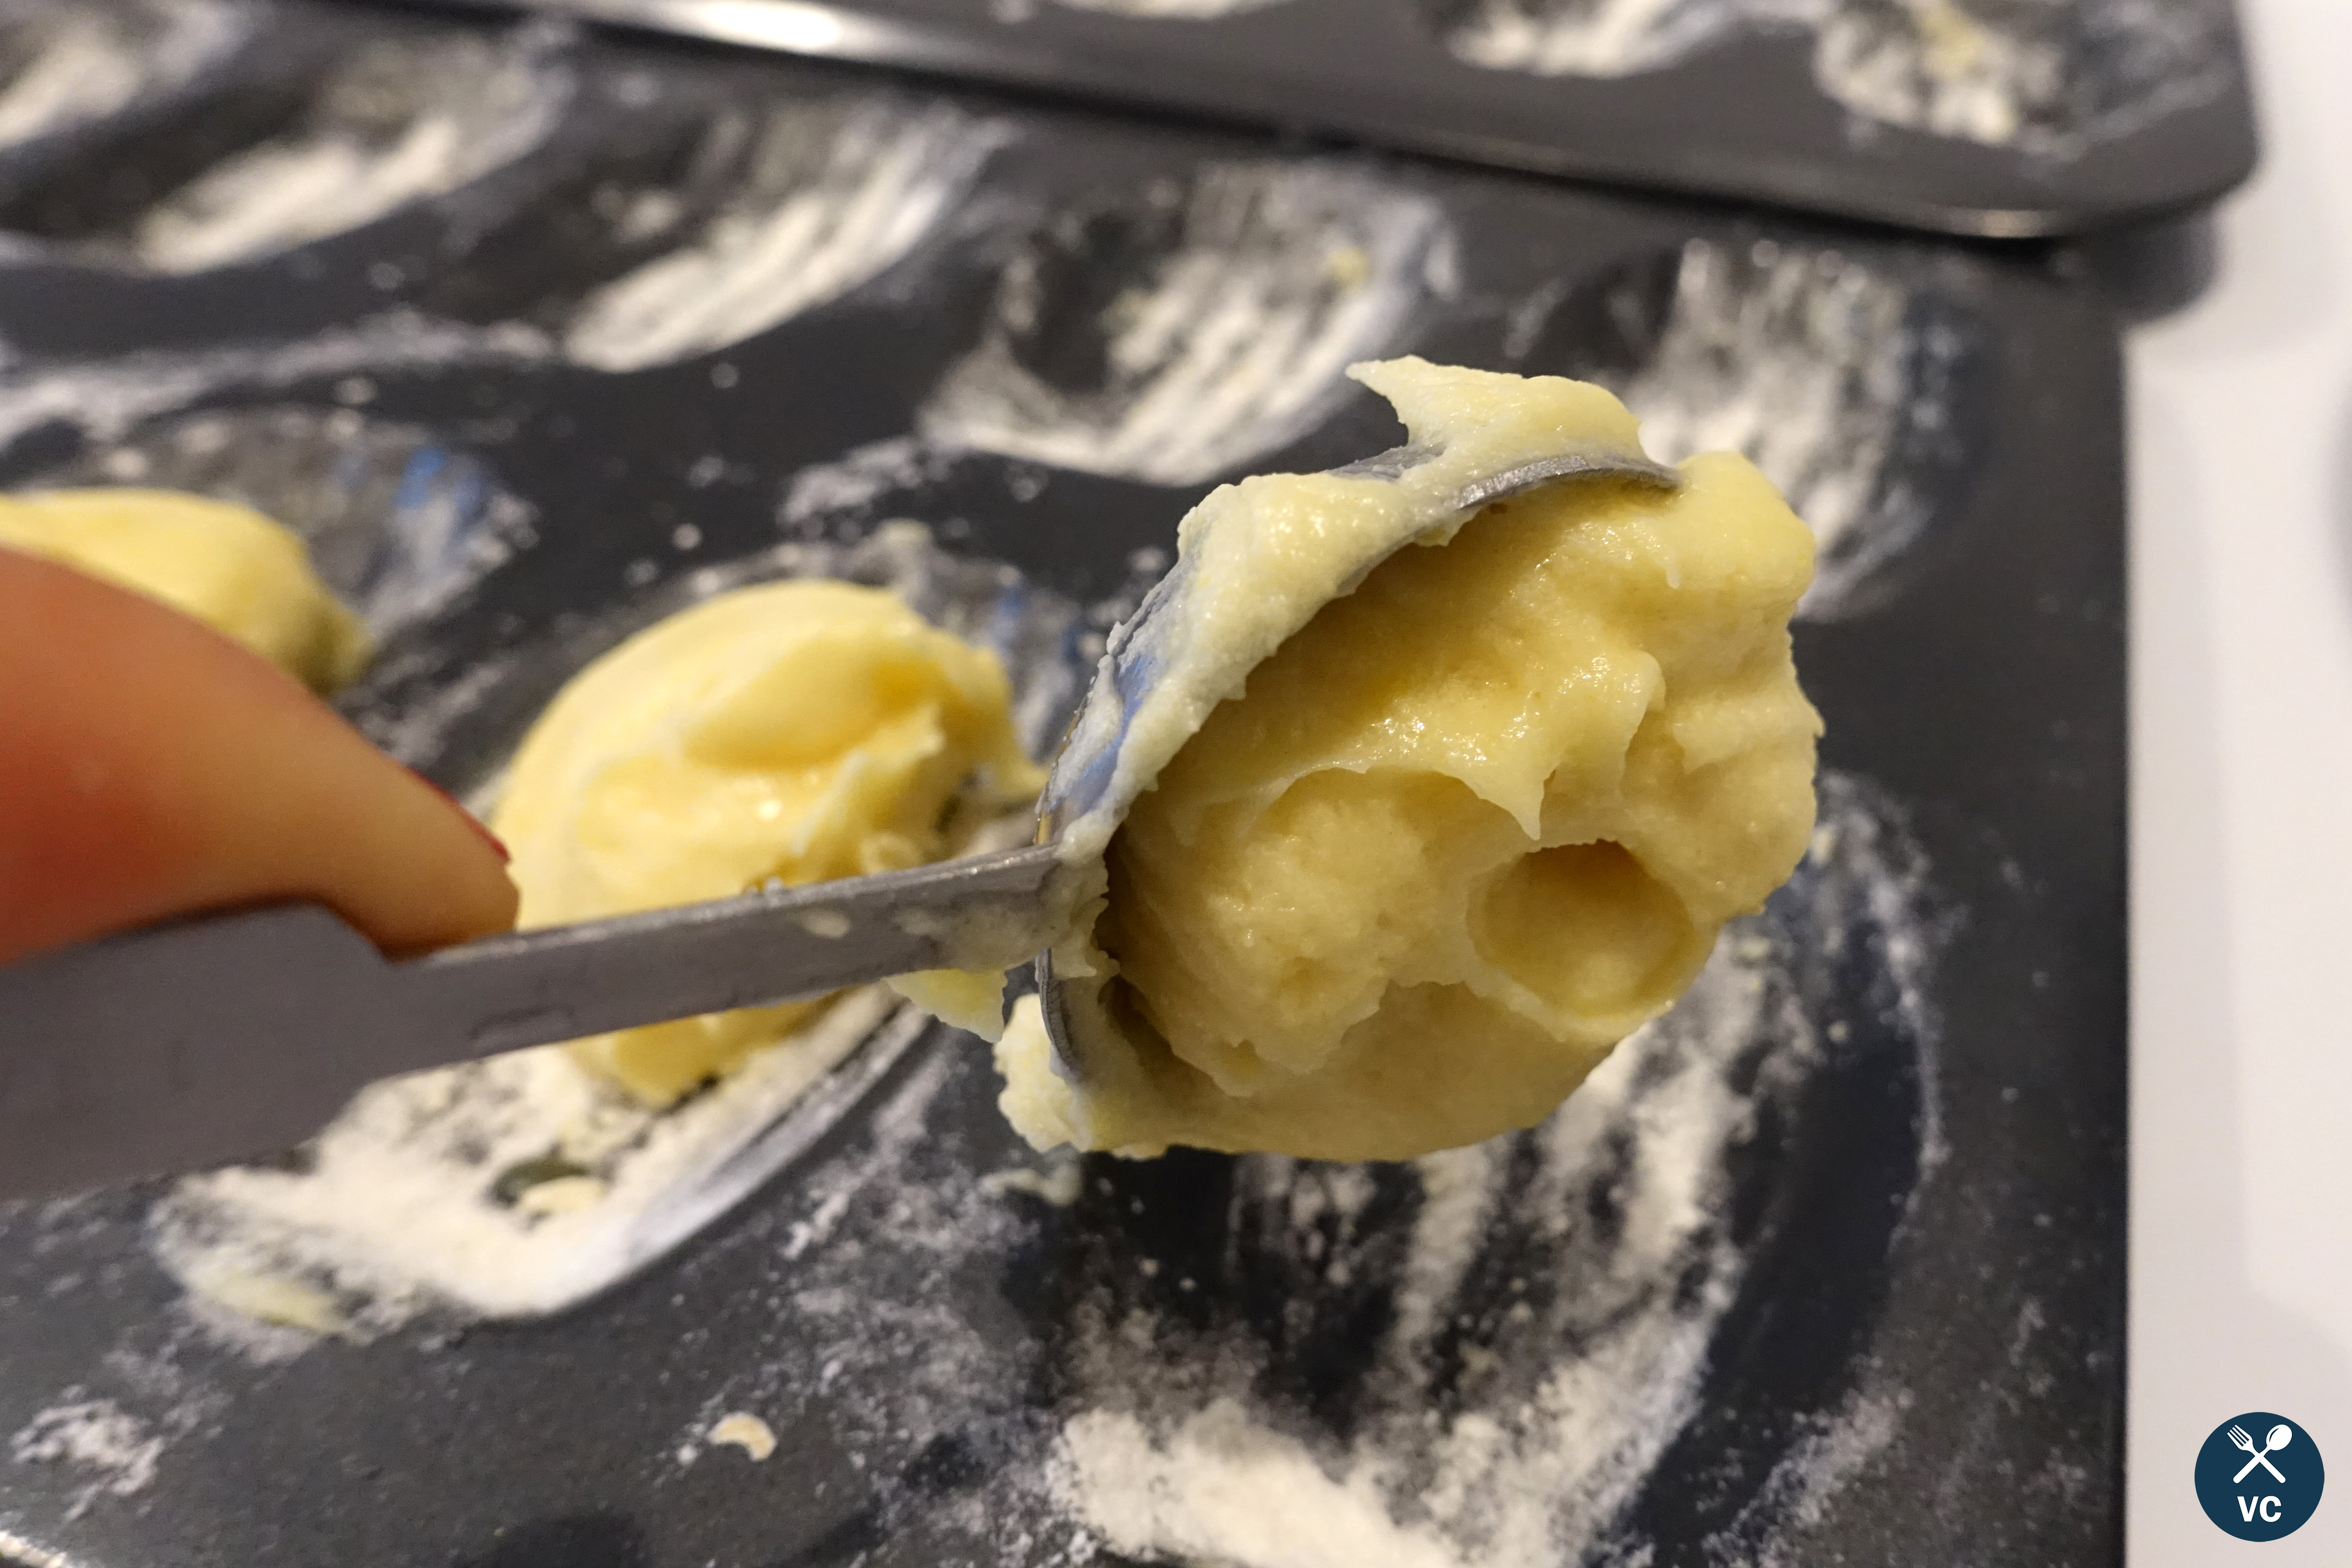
[438,0,2260,237]
[0,3,2123,1565]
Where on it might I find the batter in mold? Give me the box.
[490,577,1042,1105]
[994,358,1821,1161]
[0,486,371,694]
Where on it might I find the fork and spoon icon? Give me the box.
[2230,1422,2295,1483]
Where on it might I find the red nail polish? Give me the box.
[406,766,510,863]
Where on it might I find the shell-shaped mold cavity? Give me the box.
[419,82,1006,372]
[0,0,252,155]
[1514,235,1988,618]
[1426,0,1791,77]
[921,160,1456,486]
[1425,0,2233,157]
[1810,0,2232,155]
[0,11,572,270]
[555,97,1005,372]
[1044,0,1293,15]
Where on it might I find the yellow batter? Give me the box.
[0,488,371,694]
[492,577,1043,1105]
[996,358,1821,1161]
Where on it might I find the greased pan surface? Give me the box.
[456,0,2255,237]
[0,7,2122,1565]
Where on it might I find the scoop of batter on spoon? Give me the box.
[993,355,1822,1161]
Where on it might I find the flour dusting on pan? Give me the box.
[0,0,249,151]
[0,313,549,456]
[562,99,1008,372]
[1046,0,1293,15]
[92,26,571,273]
[1510,235,1985,619]
[1035,771,1942,1566]
[1434,0,2232,157]
[6,1398,163,1521]
[34,405,538,636]
[922,160,1454,486]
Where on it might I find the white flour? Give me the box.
[6,1398,162,1521]
[1810,0,2233,156]
[1062,1400,1464,1568]
[0,311,550,454]
[1038,770,1940,1566]
[563,99,1008,372]
[1706,1385,1909,1561]
[1046,0,1291,15]
[777,434,952,530]
[108,25,571,273]
[0,0,248,150]
[0,316,551,673]
[638,1043,1053,1521]
[1588,236,1979,620]
[1437,0,2231,156]
[4,1224,284,1527]
[921,160,1455,486]
[151,992,919,1333]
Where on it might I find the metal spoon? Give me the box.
[0,443,1676,1200]
[1031,440,1680,1073]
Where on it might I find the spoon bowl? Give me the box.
[1033,439,1682,1077]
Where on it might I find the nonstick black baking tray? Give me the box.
[0,4,2124,1565]
[459,0,2256,238]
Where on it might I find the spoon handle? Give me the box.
[0,845,1060,1200]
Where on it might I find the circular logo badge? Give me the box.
[2197,1414,2324,1540]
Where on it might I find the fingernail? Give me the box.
[406,766,510,863]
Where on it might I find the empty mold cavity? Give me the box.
[1812,0,2232,153]
[34,405,536,634]
[420,84,1004,372]
[1426,0,2233,156]
[0,314,548,469]
[0,19,571,270]
[1513,236,1987,618]
[921,160,1454,486]
[557,97,1004,372]
[0,0,249,152]
[1427,0,1794,77]
[1042,0,1293,16]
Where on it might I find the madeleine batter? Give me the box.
[491,577,1042,1105]
[994,357,1822,1161]
[0,487,371,694]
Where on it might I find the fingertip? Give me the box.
[0,548,522,963]
[333,760,522,956]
